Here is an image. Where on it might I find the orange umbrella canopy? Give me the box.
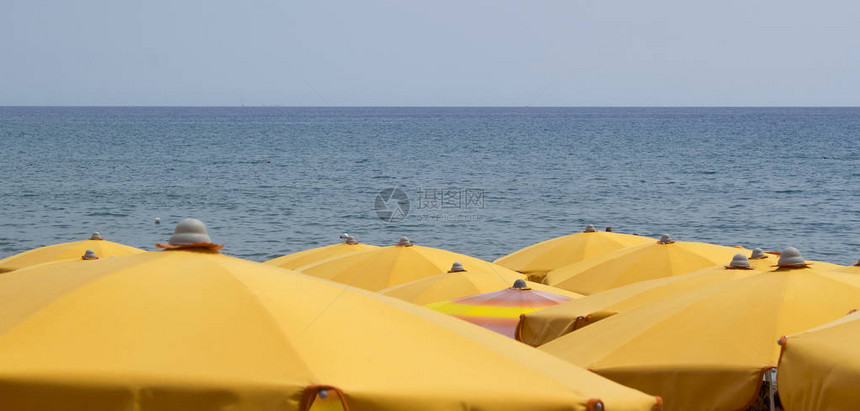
[517,253,764,346]
[494,225,653,281]
[540,248,860,411]
[0,219,661,411]
[264,233,378,270]
[0,232,144,273]
[297,237,522,292]
[544,234,745,295]
[428,279,575,339]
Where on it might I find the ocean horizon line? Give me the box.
[2,105,860,109]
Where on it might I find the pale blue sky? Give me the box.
[2,0,859,106]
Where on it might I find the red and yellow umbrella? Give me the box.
[427,280,574,339]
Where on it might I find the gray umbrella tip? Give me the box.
[168,218,213,245]
[726,253,752,269]
[397,236,412,246]
[90,232,104,240]
[750,248,768,259]
[777,247,807,267]
[583,224,596,232]
[658,234,674,244]
[340,233,358,244]
[511,279,530,289]
[82,249,98,260]
[448,262,465,273]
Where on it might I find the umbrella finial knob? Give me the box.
[777,247,807,267]
[727,253,751,269]
[511,279,530,289]
[584,224,596,232]
[449,262,465,273]
[605,226,612,232]
[397,236,412,246]
[168,218,213,245]
[854,259,860,267]
[340,233,358,244]
[81,249,99,260]
[658,234,674,244]
[750,248,768,259]
[90,232,104,240]
[587,399,605,411]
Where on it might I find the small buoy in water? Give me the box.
[155,217,161,225]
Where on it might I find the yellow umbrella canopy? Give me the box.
[264,233,378,270]
[427,279,576,339]
[494,225,653,281]
[517,253,765,346]
[297,237,522,292]
[777,309,860,410]
[539,247,860,411]
[544,234,745,295]
[0,232,144,273]
[0,219,661,411]
[832,259,860,273]
[380,262,582,306]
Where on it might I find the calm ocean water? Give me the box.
[0,107,857,265]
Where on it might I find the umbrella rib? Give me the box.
[302,250,389,332]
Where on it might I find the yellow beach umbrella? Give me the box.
[0,219,661,411]
[264,233,378,270]
[381,262,581,306]
[832,259,860,274]
[0,232,144,273]
[544,234,744,295]
[517,253,765,346]
[540,247,860,411]
[494,225,653,281]
[297,237,522,292]
[427,279,576,339]
[777,309,860,410]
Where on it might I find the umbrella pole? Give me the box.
[767,368,776,411]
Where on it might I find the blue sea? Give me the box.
[0,107,857,265]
